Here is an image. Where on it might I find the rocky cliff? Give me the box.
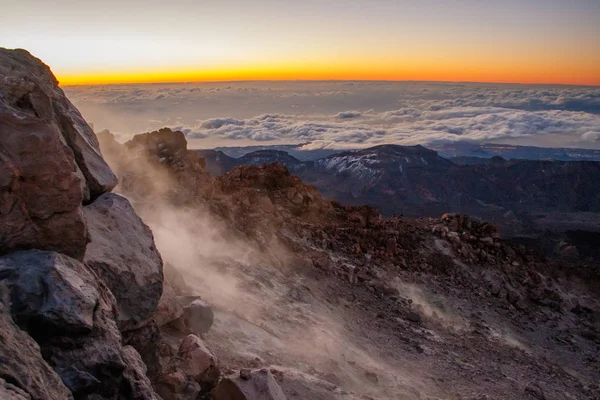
[0,49,227,400]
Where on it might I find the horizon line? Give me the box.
[60,78,600,88]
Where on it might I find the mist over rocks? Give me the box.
[98,125,600,398]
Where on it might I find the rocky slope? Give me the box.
[98,127,600,399]
[200,145,600,262]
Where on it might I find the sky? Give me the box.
[2,0,600,86]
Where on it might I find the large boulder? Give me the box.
[181,298,214,335]
[0,108,87,259]
[0,48,118,259]
[0,48,117,199]
[0,250,157,399]
[84,192,164,331]
[158,334,220,398]
[0,285,73,400]
[0,250,104,337]
[213,369,287,400]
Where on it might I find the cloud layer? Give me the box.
[64,81,600,149]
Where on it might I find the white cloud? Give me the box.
[64,81,600,149]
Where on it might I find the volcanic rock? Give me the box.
[213,369,287,400]
[181,299,214,335]
[84,192,164,331]
[155,278,184,327]
[123,321,162,380]
[0,250,145,398]
[0,48,117,199]
[157,334,220,399]
[121,345,161,400]
[0,285,73,400]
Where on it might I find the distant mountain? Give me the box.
[200,143,600,256]
[212,143,341,161]
[236,150,306,172]
[195,149,306,175]
[432,142,600,161]
[203,141,600,163]
[195,150,237,175]
[304,148,600,224]
[302,145,454,215]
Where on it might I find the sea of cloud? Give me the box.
[64,81,600,149]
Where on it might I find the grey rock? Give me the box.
[406,311,422,323]
[0,377,31,400]
[84,192,163,331]
[213,369,287,400]
[0,250,101,337]
[121,345,161,400]
[0,250,128,399]
[123,320,162,380]
[181,299,214,335]
[0,285,73,400]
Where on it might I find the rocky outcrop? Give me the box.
[0,48,117,199]
[0,105,87,259]
[0,48,213,400]
[0,250,158,399]
[83,192,163,331]
[0,286,73,400]
[0,49,120,260]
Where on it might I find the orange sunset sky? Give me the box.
[2,0,599,86]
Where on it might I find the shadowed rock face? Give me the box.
[0,250,140,398]
[0,285,73,400]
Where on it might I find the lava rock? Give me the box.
[213,369,287,400]
[0,286,73,400]
[84,192,164,331]
[0,48,117,201]
[159,334,220,397]
[181,299,214,335]
[0,250,130,398]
